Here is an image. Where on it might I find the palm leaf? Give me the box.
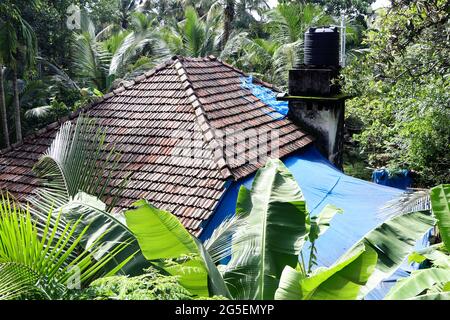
[203,214,248,264]
[0,195,129,300]
[379,189,430,220]
[71,32,111,91]
[29,115,127,222]
[60,193,150,277]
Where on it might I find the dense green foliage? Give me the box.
[0,0,447,187]
[342,0,450,187]
[80,267,195,300]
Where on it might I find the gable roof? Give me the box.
[0,56,313,236]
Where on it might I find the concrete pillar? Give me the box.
[283,67,346,169]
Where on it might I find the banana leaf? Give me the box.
[408,292,450,300]
[124,199,230,298]
[222,159,311,300]
[408,244,450,268]
[309,204,343,242]
[275,243,377,300]
[430,184,450,251]
[62,193,150,277]
[384,268,450,300]
[355,211,436,298]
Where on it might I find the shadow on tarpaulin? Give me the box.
[199,144,428,300]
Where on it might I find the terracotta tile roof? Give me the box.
[0,56,313,236]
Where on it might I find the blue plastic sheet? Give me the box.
[372,168,413,190]
[199,145,426,299]
[240,76,288,119]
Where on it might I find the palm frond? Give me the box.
[378,189,431,221]
[28,115,128,224]
[203,214,249,264]
[36,57,80,90]
[0,195,131,300]
[24,105,52,119]
[71,32,112,91]
[0,262,40,300]
[109,22,169,78]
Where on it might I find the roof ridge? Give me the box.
[173,57,233,180]
[209,55,282,92]
[0,57,178,155]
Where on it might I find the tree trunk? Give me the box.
[0,65,10,148]
[223,0,236,49]
[12,68,22,143]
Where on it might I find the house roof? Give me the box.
[0,56,313,236]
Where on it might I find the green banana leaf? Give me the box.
[62,193,150,277]
[222,159,311,300]
[384,268,450,300]
[193,237,231,298]
[355,211,436,298]
[275,243,377,300]
[408,292,450,300]
[309,204,343,242]
[430,184,450,252]
[408,244,450,268]
[124,199,230,298]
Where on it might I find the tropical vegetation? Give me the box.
[0,0,447,188]
[0,0,449,301]
[0,115,447,300]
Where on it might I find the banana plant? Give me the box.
[430,184,450,251]
[205,159,344,300]
[275,209,434,300]
[205,159,435,300]
[384,243,450,300]
[275,243,377,300]
[217,159,313,300]
[383,184,450,300]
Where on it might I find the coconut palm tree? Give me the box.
[223,0,236,48]
[71,11,168,92]
[118,0,138,29]
[0,65,9,148]
[220,32,278,80]
[266,2,334,45]
[162,6,222,57]
[222,2,336,88]
[0,1,38,143]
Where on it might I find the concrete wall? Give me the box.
[288,100,345,169]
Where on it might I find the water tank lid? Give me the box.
[306,26,338,33]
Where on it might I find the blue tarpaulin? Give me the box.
[372,168,413,190]
[240,76,288,119]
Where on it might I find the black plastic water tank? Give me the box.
[304,27,340,67]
